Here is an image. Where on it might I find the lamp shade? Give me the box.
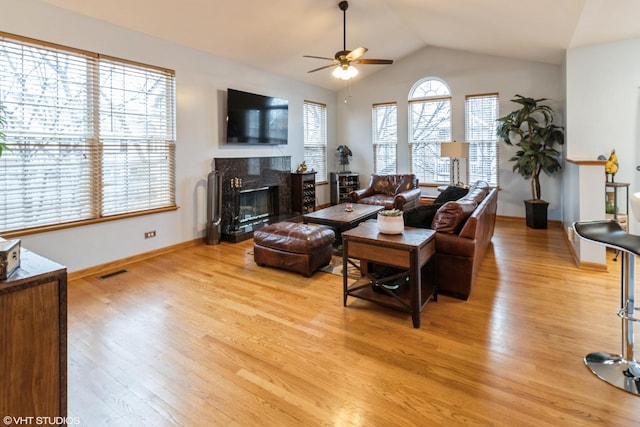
[440,142,470,159]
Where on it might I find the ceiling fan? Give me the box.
[304,0,393,80]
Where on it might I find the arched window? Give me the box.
[408,78,451,184]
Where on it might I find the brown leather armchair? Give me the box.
[350,174,421,211]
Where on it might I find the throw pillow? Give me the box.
[403,203,443,229]
[431,199,478,233]
[434,186,469,204]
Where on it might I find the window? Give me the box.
[0,33,176,234]
[303,100,327,182]
[372,102,397,174]
[465,93,499,186]
[408,78,451,184]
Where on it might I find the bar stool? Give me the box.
[573,219,639,395]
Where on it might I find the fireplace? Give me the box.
[229,185,279,233]
[214,156,292,242]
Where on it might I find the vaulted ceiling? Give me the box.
[40,0,640,90]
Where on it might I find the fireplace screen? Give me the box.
[228,186,278,233]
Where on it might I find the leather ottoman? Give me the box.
[254,222,335,277]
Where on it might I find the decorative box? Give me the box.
[0,239,21,280]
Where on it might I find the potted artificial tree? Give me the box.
[496,95,565,229]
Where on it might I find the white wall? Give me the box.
[336,46,564,220]
[1,0,336,272]
[562,37,640,265]
[566,37,640,235]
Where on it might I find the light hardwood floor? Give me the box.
[67,218,640,426]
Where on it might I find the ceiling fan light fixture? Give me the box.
[304,0,392,79]
[332,64,358,80]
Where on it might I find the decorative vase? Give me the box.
[377,212,404,234]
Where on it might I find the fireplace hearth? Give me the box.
[214,156,294,242]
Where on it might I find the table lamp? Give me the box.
[440,142,470,186]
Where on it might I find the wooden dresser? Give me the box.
[0,247,67,418]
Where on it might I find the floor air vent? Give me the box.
[98,269,128,280]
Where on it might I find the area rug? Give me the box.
[319,256,360,278]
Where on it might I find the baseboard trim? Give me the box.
[495,215,563,227]
[68,238,204,281]
[564,227,608,271]
[576,260,608,271]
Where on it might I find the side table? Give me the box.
[342,222,436,328]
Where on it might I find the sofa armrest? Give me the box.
[350,187,376,202]
[393,187,422,210]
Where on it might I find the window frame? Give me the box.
[408,77,452,185]
[303,100,328,184]
[372,102,398,174]
[465,93,499,187]
[0,31,177,237]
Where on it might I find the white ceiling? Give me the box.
[40,0,640,90]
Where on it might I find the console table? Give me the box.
[342,222,436,328]
[0,247,67,418]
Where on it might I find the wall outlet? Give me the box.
[144,230,156,239]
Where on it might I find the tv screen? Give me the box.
[226,88,289,145]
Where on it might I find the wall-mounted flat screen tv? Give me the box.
[226,88,289,145]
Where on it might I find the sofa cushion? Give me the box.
[431,199,478,233]
[368,174,417,197]
[434,186,469,204]
[370,177,397,196]
[394,175,416,194]
[462,181,490,204]
[359,195,394,209]
[403,203,443,228]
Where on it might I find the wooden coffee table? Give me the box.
[302,203,384,249]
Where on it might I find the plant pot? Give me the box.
[377,213,404,234]
[524,199,549,229]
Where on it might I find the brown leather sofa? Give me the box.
[350,174,421,211]
[403,181,497,300]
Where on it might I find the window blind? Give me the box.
[372,102,397,174]
[408,97,452,184]
[303,100,327,182]
[465,93,499,186]
[0,33,176,233]
[99,58,176,216]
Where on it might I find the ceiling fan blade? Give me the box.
[307,64,338,73]
[352,59,394,65]
[346,47,367,61]
[303,55,336,61]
